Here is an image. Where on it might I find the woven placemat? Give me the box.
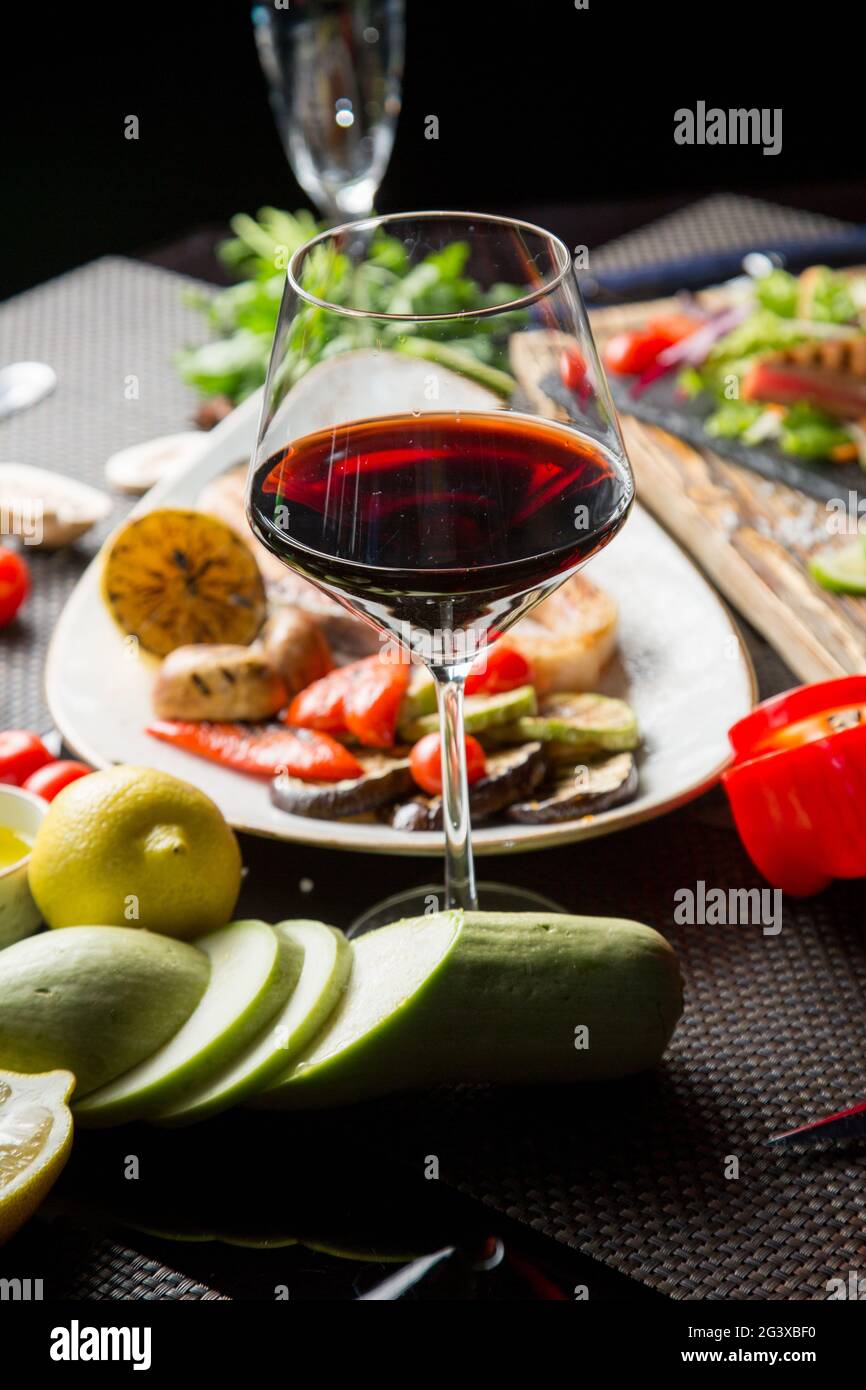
[2,197,864,1302]
[0,257,210,732]
[353,799,866,1300]
[61,1240,228,1301]
[591,191,850,271]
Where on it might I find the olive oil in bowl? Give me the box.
[0,826,31,871]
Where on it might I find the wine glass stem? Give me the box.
[432,671,478,912]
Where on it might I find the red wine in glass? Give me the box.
[245,209,635,931]
[248,410,632,661]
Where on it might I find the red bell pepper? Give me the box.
[722,676,866,896]
[147,721,364,782]
[741,360,866,420]
[465,643,533,697]
[604,328,685,376]
[287,654,409,749]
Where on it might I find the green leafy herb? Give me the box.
[704,400,765,439]
[176,208,523,403]
[778,404,852,459]
[754,269,798,318]
[803,266,858,325]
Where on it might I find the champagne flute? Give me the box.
[252,0,404,221]
[246,212,633,932]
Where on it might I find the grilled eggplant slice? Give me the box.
[270,752,413,819]
[507,751,638,824]
[387,742,545,831]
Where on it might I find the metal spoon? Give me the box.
[0,362,57,420]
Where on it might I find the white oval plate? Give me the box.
[47,393,755,856]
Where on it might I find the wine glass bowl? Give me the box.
[246,212,634,928]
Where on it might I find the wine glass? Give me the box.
[251,0,404,221]
[246,212,634,933]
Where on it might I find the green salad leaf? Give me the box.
[777,403,852,458]
[707,310,808,364]
[176,208,523,403]
[804,266,858,325]
[754,269,798,318]
[704,400,765,439]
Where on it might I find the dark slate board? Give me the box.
[602,373,865,506]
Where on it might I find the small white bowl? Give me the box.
[0,786,47,949]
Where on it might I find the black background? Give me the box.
[3,0,863,298]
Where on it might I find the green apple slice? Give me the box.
[0,926,209,1097]
[253,912,462,1110]
[154,920,351,1126]
[808,539,866,594]
[74,920,302,1126]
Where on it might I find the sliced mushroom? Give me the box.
[387,742,546,831]
[0,463,112,548]
[260,606,333,697]
[507,751,638,824]
[194,396,235,431]
[152,644,287,721]
[105,433,206,495]
[270,752,414,819]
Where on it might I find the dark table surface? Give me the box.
[141,182,866,286]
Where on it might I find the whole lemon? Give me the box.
[29,765,241,939]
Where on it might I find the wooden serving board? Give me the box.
[511,296,866,684]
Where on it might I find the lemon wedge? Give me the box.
[0,1070,74,1245]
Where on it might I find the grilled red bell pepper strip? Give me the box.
[287,654,409,749]
[722,676,866,896]
[742,360,866,420]
[604,330,673,376]
[147,720,364,782]
[465,643,533,697]
[286,669,348,733]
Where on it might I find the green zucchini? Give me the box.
[254,911,683,1108]
[398,685,538,741]
[489,692,640,756]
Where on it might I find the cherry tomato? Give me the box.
[22,759,92,801]
[465,644,532,696]
[410,732,486,796]
[0,548,29,627]
[603,330,673,376]
[560,348,587,392]
[0,730,54,786]
[644,313,701,344]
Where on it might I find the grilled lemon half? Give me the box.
[101,507,267,656]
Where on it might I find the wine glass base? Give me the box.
[347,881,565,938]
